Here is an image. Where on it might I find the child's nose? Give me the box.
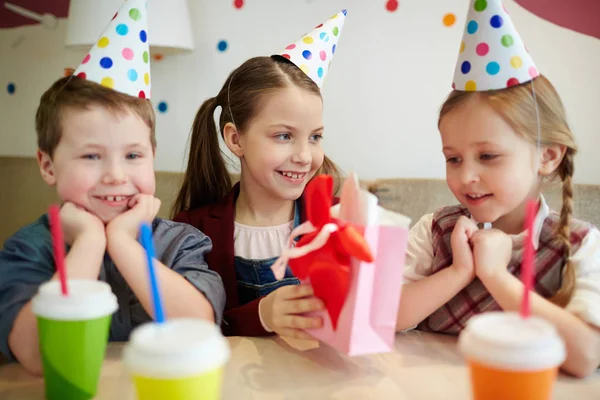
[459,164,480,184]
[101,162,127,185]
[291,144,312,165]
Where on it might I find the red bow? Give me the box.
[273,175,374,329]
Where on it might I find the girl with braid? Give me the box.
[396,0,600,378]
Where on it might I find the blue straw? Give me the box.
[140,222,165,323]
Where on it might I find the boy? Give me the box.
[0,0,225,374]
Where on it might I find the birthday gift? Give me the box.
[272,174,410,356]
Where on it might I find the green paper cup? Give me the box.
[124,319,230,400]
[32,280,118,400]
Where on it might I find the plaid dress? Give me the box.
[417,205,591,334]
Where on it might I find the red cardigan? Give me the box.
[174,183,313,336]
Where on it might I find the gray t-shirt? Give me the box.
[0,215,226,363]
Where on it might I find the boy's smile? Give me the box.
[38,105,156,223]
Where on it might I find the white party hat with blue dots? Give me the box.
[74,0,151,99]
[453,0,538,91]
[277,9,346,89]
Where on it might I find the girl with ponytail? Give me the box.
[173,11,346,339]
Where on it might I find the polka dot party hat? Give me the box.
[74,0,151,99]
[453,0,538,91]
[278,9,347,89]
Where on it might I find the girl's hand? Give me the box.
[259,284,325,340]
[450,216,479,281]
[470,229,513,283]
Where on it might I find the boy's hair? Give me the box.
[439,74,578,307]
[171,56,340,218]
[35,76,156,158]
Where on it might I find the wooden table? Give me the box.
[1,331,598,399]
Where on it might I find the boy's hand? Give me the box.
[471,229,513,282]
[60,202,105,245]
[106,194,161,240]
[450,216,478,280]
[259,284,325,340]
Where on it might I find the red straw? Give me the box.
[49,205,68,296]
[520,199,537,318]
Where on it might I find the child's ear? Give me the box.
[538,144,567,176]
[223,122,244,158]
[37,149,57,186]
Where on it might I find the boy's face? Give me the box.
[38,105,156,224]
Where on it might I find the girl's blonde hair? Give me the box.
[439,75,577,307]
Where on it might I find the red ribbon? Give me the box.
[273,175,374,329]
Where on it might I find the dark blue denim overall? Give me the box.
[234,204,301,305]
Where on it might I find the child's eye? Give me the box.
[480,153,498,161]
[82,154,100,160]
[126,152,142,160]
[310,134,323,142]
[446,157,461,164]
[275,133,291,141]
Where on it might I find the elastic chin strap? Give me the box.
[531,78,542,175]
[226,72,236,128]
[479,79,542,229]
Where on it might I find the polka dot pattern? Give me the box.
[476,43,489,56]
[116,24,128,36]
[490,15,503,28]
[461,61,471,74]
[6,82,16,95]
[128,69,138,82]
[158,101,168,113]
[98,37,110,48]
[129,8,141,21]
[452,0,539,91]
[217,40,228,52]
[467,20,478,34]
[277,9,346,89]
[101,77,114,89]
[465,80,477,91]
[73,0,151,98]
[443,13,456,27]
[385,0,399,12]
[501,34,513,47]
[122,48,134,60]
[510,56,522,69]
[474,0,487,12]
[100,57,113,69]
[486,61,500,75]
[507,77,519,87]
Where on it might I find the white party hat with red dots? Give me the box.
[277,9,346,89]
[453,0,538,91]
[74,0,151,99]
